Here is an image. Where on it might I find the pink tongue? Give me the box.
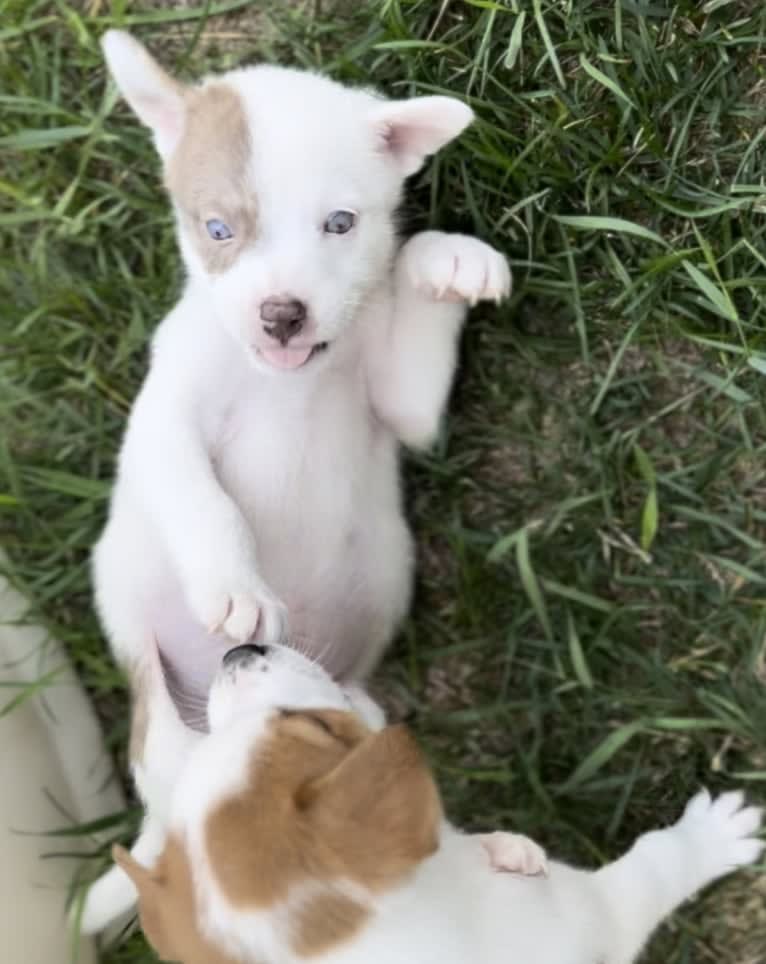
[261,345,313,370]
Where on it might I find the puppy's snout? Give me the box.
[260,297,306,344]
[223,643,268,669]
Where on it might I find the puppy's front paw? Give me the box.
[480,832,548,877]
[404,231,511,305]
[189,577,287,645]
[676,789,763,875]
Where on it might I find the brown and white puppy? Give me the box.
[114,644,763,964]
[82,640,544,935]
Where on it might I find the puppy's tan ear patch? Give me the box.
[291,893,370,958]
[102,30,188,158]
[300,724,442,890]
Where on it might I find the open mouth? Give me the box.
[258,341,329,371]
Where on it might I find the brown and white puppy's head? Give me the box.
[115,644,442,963]
[101,31,474,376]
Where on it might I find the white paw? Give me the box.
[404,231,511,305]
[480,832,548,877]
[78,864,136,935]
[188,577,287,645]
[676,789,763,876]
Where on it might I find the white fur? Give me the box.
[83,32,511,934]
[80,642,199,934]
[101,31,186,158]
[161,647,765,964]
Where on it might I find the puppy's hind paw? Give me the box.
[480,832,548,877]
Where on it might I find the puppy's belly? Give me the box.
[256,510,413,671]
[151,407,411,721]
[147,587,230,729]
[149,534,410,730]
[219,429,413,675]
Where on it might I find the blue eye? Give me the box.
[324,210,356,235]
[206,218,233,241]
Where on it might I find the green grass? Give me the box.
[2,1,766,961]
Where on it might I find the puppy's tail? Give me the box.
[592,789,762,964]
[78,817,166,935]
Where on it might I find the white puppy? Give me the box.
[112,643,763,964]
[93,29,510,699]
[83,31,510,931]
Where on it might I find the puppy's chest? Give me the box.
[210,376,386,519]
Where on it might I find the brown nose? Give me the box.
[260,297,306,345]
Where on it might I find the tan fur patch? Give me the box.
[204,711,441,956]
[165,82,257,274]
[114,838,246,964]
[205,710,370,907]
[117,713,440,961]
[290,892,370,957]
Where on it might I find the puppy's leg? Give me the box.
[367,231,510,449]
[593,790,763,964]
[79,814,166,934]
[113,381,287,646]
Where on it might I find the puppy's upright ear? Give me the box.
[101,30,188,159]
[299,725,442,889]
[372,96,474,176]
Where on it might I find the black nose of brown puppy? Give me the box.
[260,297,307,345]
[223,643,268,669]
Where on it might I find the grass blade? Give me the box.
[558,721,646,794]
[515,528,553,641]
[555,215,667,247]
[579,53,636,109]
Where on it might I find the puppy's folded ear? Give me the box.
[101,30,188,159]
[372,96,474,176]
[298,725,442,889]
